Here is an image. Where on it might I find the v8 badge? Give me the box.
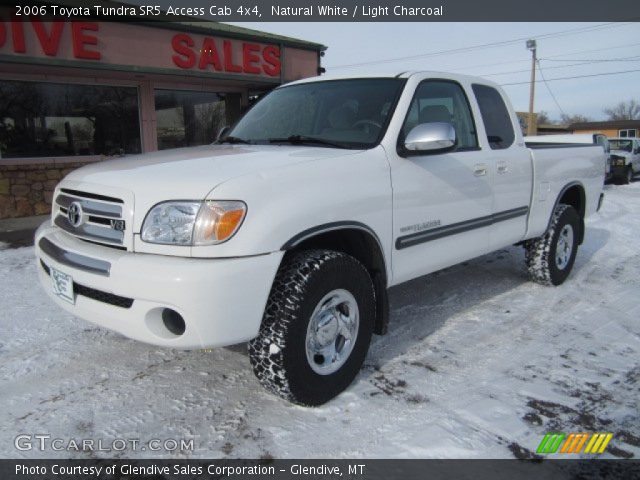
[110,219,126,231]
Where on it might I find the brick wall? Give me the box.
[0,163,87,219]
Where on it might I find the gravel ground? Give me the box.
[0,182,638,459]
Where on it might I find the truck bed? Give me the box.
[525,144,605,240]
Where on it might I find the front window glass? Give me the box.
[609,140,633,152]
[227,79,405,149]
[0,80,140,159]
[402,80,478,149]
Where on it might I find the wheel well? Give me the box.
[282,228,389,335]
[557,184,586,244]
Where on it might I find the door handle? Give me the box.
[474,164,488,176]
[497,161,508,174]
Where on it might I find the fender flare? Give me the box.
[548,181,586,244]
[281,221,383,252]
[281,221,390,335]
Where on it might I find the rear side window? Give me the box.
[472,84,515,150]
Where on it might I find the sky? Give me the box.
[226,22,640,122]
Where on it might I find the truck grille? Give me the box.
[54,188,127,249]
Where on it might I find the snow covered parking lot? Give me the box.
[1,183,639,459]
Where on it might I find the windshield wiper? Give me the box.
[218,136,252,145]
[268,135,348,149]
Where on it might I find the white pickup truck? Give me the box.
[36,72,605,405]
[608,137,640,184]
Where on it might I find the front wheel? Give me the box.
[524,204,580,286]
[248,250,375,406]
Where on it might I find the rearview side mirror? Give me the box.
[404,122,456,153]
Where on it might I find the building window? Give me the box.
[619,129,637,138]
[154,89,236,150]
[0,80,141,159]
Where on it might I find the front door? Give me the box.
[389,79,494,284]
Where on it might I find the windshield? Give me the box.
[609,140,633,152]
[226,78,406,149]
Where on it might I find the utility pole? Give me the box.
[526,39,537,135]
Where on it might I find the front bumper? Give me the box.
[611,164,629,179]
[35,222,283,349]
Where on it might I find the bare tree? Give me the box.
[560,113,591,125]
[604,99,640,121]
[536,111,552,125]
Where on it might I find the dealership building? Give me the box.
[0,11,325,218]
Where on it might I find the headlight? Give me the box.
[141,201,246,245]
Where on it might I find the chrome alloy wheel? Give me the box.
[555,224,574,270]
[305,289,359,375]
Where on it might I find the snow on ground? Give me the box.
[1,183,639,460]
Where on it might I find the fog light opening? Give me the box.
[162,309,186,336]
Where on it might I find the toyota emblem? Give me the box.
[67,202,83,227]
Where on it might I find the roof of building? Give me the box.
[155,21,326,52]
[570,119,640,130]
[51,0,327,51]
[537,123,570,131]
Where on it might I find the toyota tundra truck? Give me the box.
[35,72,606,406]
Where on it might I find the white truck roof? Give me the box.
[281,71,501,88]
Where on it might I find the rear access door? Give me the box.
[471,83,532,249]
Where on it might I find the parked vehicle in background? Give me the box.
[35,72,606,405]
[608,138,640,185]
[525,133,612,183]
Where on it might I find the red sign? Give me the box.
[171,34,280,76]
[0,18,100,59]
[0,18,281,78]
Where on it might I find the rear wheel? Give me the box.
[248,250,375,406]
[524,204,580,286]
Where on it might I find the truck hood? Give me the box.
[61,144,362,234]
[64,144,359,200]
[610,150,631,158]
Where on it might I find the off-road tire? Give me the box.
[248,250,375,406]
[524,204,580,286]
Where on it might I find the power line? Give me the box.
[445,41,640,74]
[544,42,640,60]
[541,57,640,62]
[331,22,631,69]
[327,22,634,69]
[480,56,640,77]
[500,68,640,86]
[536,59,566,117]
[546,42,640,57]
